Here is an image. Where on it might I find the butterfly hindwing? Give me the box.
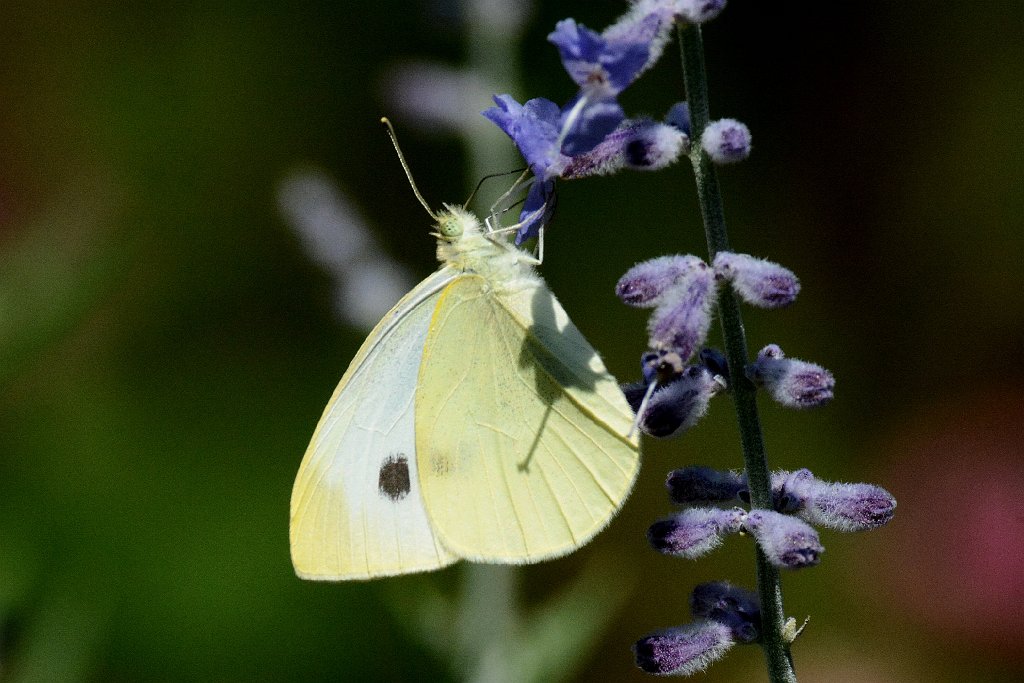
[415,274,641,563]
[290,269,459,580]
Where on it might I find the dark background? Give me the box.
[2,1,1021,681]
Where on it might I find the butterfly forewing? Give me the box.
[290,269,459,580]
[415,275,641,563]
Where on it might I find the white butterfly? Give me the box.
[289,122,640,580]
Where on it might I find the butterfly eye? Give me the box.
[438,215,464,239]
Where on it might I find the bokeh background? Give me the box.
[2,1,1022,681]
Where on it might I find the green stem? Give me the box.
[678,23,797,683]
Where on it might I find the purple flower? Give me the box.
[666,466,745,505]
[803,481,897,532]
[647,263,717,362]
[690,581,761,644]
[747,344,835,409]
[634,621,735,675]
[701,118,751,164]
[648,506,744,558]
[743,510,823,569]
[638,365,723,438]
[713,251,800,309]
[616,255,706,308]
[549,17,657,97]
[482,95,567,179]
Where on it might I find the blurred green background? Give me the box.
[2,1,1022,681]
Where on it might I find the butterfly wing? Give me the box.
[415,274,640,563]
[290,268,460,580]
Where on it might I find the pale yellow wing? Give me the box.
[290,268,459,580]
[415,274,640,563]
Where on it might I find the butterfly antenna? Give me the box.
[380,117,437,220]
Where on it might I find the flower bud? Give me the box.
[713,252,800,309]
[634,621,734,676]
[616,254,705,307]
[747,344,835,409]
[701,118,751,164]
[743,510,823,569]
[676,0,728,25]
[698,347,730,384]
[648,507,744,559]
[666,466,745,505]
[803,481,897,532]
[639,366,722,438]
[647,264,716,361]
[690,581,761,644]
[665,101,691,137]
[770,468,815,514]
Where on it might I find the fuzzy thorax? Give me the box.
[434,204,538,291]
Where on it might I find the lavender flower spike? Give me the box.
[616,254,705,307]
[638,365,723,438]
[666,466,745,505]
[701,118,751,164]
[743,510,823,569]
[647,263,717,361]
[803,481,897,532]
[713,251,800,309]
[634,620,735,676]
[648,507,744,558]
[747,344,835,409]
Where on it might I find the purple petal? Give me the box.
[559,93,624,156]
[482,94,565,178]
[513,178,555,245]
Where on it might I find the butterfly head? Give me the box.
[432,204,481,242]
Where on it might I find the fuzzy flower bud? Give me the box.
[639,365,723,438]
[616,255,705,307]
[747,344,835,409]
[701,118,751,164]
[713,252,800,309]
[770,468,816,513]
[666,466,745,505]
[675,0,728,25]
[648,507,744,558]
[647,264,716,361]
[634,621,734,676]
[743,510,823,569]
[562,118,687,179]
[803,481,897,532]
[690,581,761,644]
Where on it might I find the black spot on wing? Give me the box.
[378,454,411,501]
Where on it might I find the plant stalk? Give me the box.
[678,23,797,683]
